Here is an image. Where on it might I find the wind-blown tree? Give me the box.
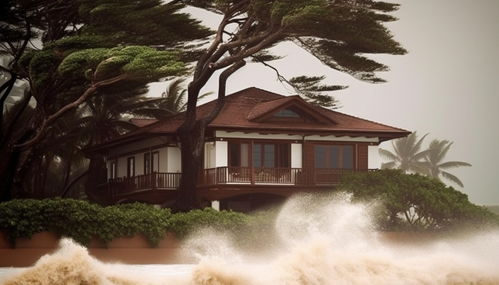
[51,85,157,199]
[134,78,212,119]
[425,139,471,187]
[379,132,429,174]
[0,0,210,200]
[172,0,407,210]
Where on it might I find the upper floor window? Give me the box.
[144,151,160,174]
[229,141,290,168]
[314,145,354,169]
[152,151,159,172]
[127,157,135,177]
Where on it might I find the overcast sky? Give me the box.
[150,0,499,205]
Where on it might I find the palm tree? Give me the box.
[135,78,212,119]
[379,132,430,174]
[424,139,471,187]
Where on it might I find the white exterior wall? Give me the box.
[304,135,378,143]
[291,143,302,168]
[215,141,228,167]
[215,131,378,143]
[167,147,181,172]
[107,137,167,157]
[216,131,302,140]
[368,145,380,169]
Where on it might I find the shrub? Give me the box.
[0,199,251,247]
[339,169,499,231]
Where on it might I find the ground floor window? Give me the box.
[110,161,117,179]
[314,145,354,169]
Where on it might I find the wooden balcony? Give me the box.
[103,172,181,198]
[101,168,374,202]
[199,167,370,186]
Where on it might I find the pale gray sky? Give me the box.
[149,0,499,205]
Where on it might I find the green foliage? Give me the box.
[289,75,346,108]
[0,199,251,247]
[168,207,249,238]
[58,46,185,81]
[339,170,499,231]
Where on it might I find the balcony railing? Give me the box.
[199,167,370,186]
[106,172,181,196]
[103,168,375,197]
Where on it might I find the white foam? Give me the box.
[2,193,499,285]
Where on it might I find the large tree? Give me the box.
[173,0,407,210]
[0,0,210,200]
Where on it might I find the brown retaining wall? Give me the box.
[0,231,444,267]
[0,232,186,267]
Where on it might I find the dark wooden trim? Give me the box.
[211,127,408,141]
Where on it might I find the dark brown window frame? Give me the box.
[127,157,135,177]
[144,153,151,174]
[227,139,291,168]
[313,144,355,169]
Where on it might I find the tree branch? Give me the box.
[14,74,127,150]
[61,169,88,198]
[202,60,246,125]
[212,29,284,70]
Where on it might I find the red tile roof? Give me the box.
[246,96,297,120]
[88,87,410,151]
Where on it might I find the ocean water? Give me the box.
[1,193,499,285]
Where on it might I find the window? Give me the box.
[127,157,135,177]
[253,144,275,167]
[152,151,159,172]
[144,153,151,174]
[252,143,290,168]
[274,108,300,118]
[110,161,117,179]
[229,143,249,167]
[228,141,291,168]
[314,145,354,169]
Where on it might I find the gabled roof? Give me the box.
[246,95,336,124]
[87,87,410,152]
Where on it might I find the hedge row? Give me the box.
[0,199,250,247]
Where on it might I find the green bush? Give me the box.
[339,169,499,231]
[0,199,250,247]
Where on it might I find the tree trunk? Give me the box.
[172,61,246,211]
[0,150,19,201]
[174,121,206,211]
[85,154,108,204]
